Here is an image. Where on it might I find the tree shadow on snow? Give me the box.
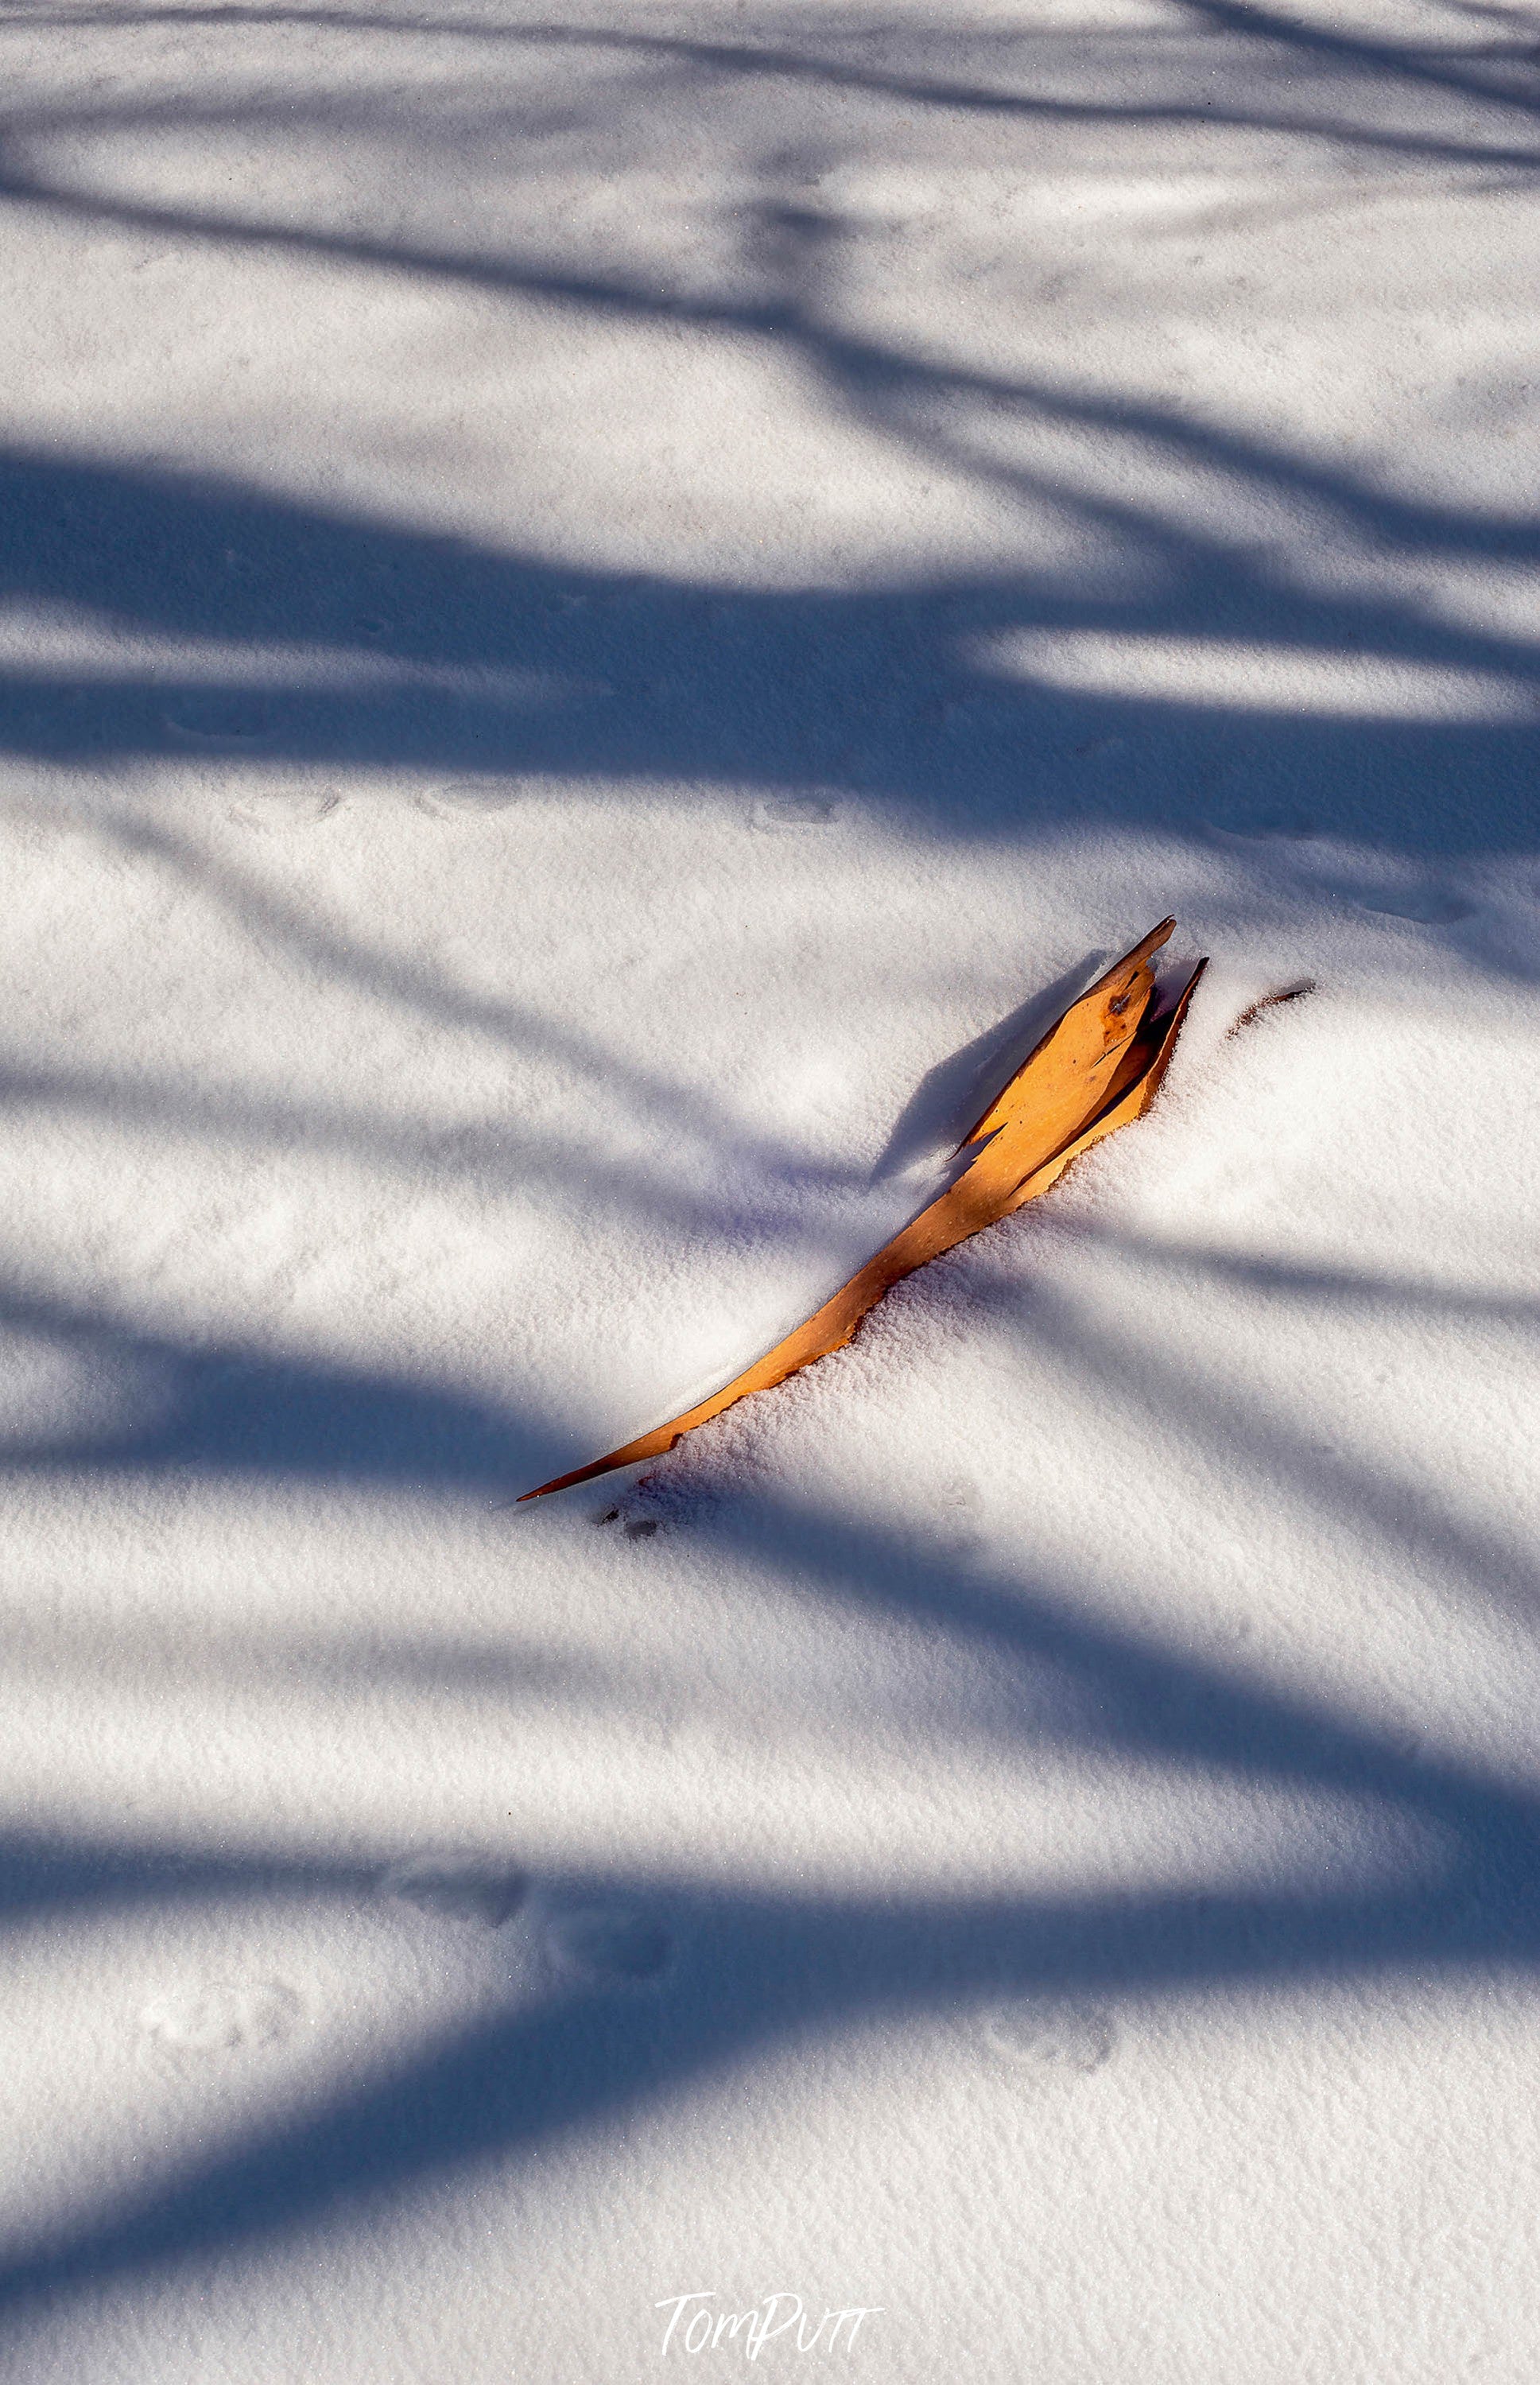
[0,1495,1538,2323]
[2,0,1540,2336]
[2,0,1540,867]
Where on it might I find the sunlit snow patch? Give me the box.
[972,631,1540,720]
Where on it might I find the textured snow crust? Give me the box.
[1,0,1538,2375]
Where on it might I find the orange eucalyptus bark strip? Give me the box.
[519,920,1204,1501]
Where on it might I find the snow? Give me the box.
[1,0,1538,2374]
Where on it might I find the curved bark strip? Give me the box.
[519,921,1206,1502]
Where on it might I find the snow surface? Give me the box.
[1,0,1538,2375]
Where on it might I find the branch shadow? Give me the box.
[973,1250,1540,1624]
[0,1277,553,1495]
[2,1494,1539,2326]
[2,432,1537,868]
[2,0,1540,2338]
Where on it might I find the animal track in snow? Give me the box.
[138,1979,304,2072]
[545,1906,675,1987]
[227,787,339,829]
[378,1855,529,1929]
[978,1999,1117,2079]
[934,1477,983,1557]
[1356,888,1473,925]
[163,693,277,748]
[752,795,838,829]
[415,779,519,819]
